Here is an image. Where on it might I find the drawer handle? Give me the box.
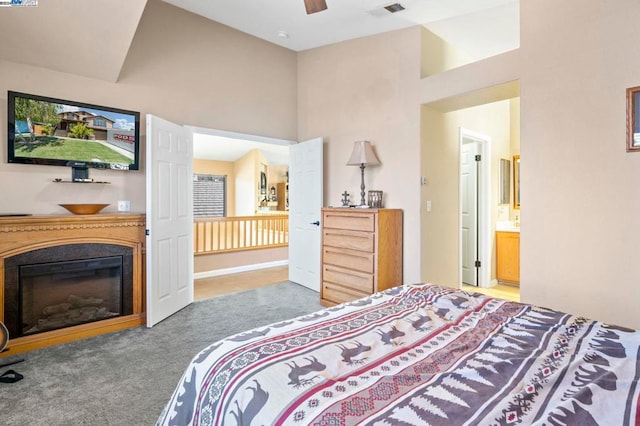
[327,214,370,220]
[326,267,369,279]
[310,221,320,226]
[325,249,368,260]
[325,231,370,239]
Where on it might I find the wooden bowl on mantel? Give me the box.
[59,203,110,215]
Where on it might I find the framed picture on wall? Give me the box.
[513,155,520,209]
[499,158,510,205]
[626,86,640,152]
[260,171,267,194]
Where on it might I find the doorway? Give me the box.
[459,128,490,288]
[187,128,323,296]
[147,117,323,325]
[189,126,294,297]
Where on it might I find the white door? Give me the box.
[461,140,480,286]
[288,137,323,291]
[146,114,193,327]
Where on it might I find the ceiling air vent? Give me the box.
[384,3,405,13]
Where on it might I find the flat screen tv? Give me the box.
[7,91,140,173]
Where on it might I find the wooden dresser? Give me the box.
[320,208,403,306]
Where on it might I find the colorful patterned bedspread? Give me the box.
[157,284,640,425]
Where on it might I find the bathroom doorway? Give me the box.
[459,128,491,288]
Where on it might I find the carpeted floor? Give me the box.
[0,282,322,426]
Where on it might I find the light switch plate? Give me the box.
[117,200,130,212]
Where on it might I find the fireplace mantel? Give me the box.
[0,213,146,355]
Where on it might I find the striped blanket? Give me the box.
[157,284,640,425]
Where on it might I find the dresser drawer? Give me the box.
[323,229,374,252]
[322,282,369,305]
[323,246,374,274]
[323,212,374,232]
[323,265,373,293]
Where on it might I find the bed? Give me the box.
[157,284,640,425]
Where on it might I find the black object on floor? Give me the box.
[0,369,23,383]
[0,357,25,369]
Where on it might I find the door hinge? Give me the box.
[475,154,481,162]
[474,260,481,268]
[145,229,150,236]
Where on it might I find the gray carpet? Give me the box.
[0,282,322,426]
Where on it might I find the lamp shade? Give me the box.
[346,140,381,166]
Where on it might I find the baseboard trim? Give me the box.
[194,260,289,279]
[3,313,145,357]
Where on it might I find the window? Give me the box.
[93,118,106,127]
[193,174,226,217]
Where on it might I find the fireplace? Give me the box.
[4,244,134,338]
[0,213,145,355]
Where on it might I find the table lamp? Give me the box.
[346,140,381,207]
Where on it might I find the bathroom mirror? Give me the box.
[499,158,510,205]
[513,155,520,209]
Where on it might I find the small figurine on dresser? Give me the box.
[341,191,350,207]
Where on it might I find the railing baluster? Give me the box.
[215,221,219,251]
[233,219,238,249]
[246,220,250,248]
[193,214,289,255]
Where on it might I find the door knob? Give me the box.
[310,221,320,226]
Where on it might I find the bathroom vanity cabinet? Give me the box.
[496,230,520,285]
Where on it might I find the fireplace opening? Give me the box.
[20,256,123,336]
[4,243,134,338]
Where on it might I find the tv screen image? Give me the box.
[7,91,140,171]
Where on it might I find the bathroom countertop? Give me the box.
[496,221,520,232]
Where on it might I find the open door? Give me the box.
[288,137,323,291]
[460,140,480,286]
[459,128,490,289]
[146,114,193,327]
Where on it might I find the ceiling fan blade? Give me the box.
[304,0,327,14]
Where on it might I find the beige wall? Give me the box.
[422,0,640,329]
[0,0,297,215]
[519,0,640,328]
[297,27,423,283]
[421,100,514,286]
[269,165,288,185]
[193,159,235,217]
[421,28,473,78]
[234,150,258,216]
[3,0,638,329]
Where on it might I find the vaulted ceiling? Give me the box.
[0,0,147,82]
[163,0,519,55]
[0,0,518,83]
[0,0,518,160]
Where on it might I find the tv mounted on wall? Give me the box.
[7,91,140,179]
